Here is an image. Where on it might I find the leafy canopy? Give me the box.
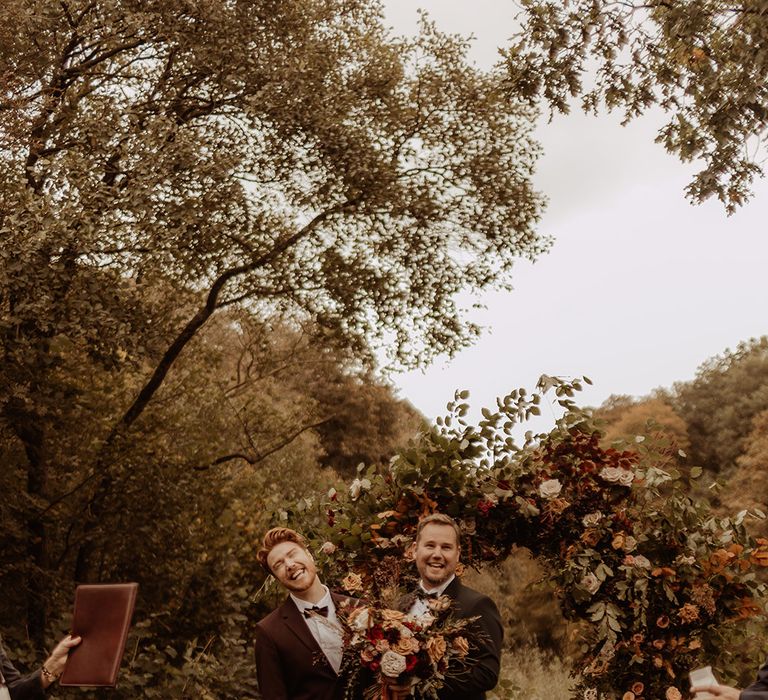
[505,0,768,212]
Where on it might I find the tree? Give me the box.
[672,337,768,474]
[1,0,547,640]
[719,409,768,538]
[596,396,690,457]
[306,372,424,477]
[505,0,768,212]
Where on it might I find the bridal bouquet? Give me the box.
[336,561,476,699]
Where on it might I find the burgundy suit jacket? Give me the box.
[255,592,357,700]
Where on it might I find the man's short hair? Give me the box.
[256,527,307,572]
[415,513,461,547]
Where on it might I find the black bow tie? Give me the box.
[303,605,329,618]
[419,591,439,600]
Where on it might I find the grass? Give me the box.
[489,645,575,700]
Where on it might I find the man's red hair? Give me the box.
[256,527,307,572]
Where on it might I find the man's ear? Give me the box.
[405,541,416,561]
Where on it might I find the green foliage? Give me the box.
[0,0,546,653]
[719,409,768,539]
[673,337,768,475]
[287,377,767,699]
[597,397,690,458]
[0,302,418,696]
[505,0,768,211]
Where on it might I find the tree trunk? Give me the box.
[11,405,49,646]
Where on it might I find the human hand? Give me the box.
[690,684,741,700]
[41,635,81,688]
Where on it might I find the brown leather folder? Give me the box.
[59,582,138,687]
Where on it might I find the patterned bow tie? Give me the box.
[303,605,329,618]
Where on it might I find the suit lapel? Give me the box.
[280,597,324,656]
[444,576,461,600]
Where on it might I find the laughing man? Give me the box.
[254,527,355,700]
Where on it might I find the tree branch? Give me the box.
[191,417,333,471]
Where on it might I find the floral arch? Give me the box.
[289,377,768,700]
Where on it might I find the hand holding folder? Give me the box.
[59,583,138,687]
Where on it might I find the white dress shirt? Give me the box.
[0,686,10,700]
[408,573,456,617]
[290,585,344,673]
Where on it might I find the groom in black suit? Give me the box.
[408,513,503,700]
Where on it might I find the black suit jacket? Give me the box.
[255,592,358,700]
[742,659,768,699]
[433,577,503,700]
[0,636,44,700]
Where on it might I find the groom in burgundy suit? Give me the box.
[254,527,357,700]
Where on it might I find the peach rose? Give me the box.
[622,692,635,700]
[582,530,602,547]
[392,635,420,656]
[342,572,364,594]
[631,682,644,694]
[380,608,405,623]
[427,595,452,613]
[666,687,682,700]
[426,635,447,664]
[452,636,469,658]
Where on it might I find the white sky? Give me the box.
[382,1,768,422]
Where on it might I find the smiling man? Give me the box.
[409,513,503,700]
[254,527,353,700]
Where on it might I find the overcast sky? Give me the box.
[381,0,768,423]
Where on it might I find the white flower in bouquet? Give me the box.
[320,541,336,555]
[622,535,638,552]
[580,572,601,595]
[349,606,370,632]
[582,512,602,527]
[349,478,372,499]
[633,554,651,569]
[538,478,563,499]
[406,611,435,629]
[617,469,635,487]
[599,466,622,483]
[380,650,407,678]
